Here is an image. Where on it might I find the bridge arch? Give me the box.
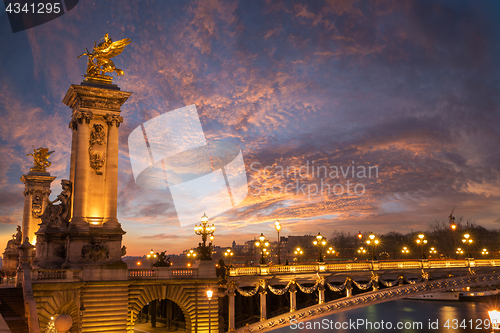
[32,287,81,333]
[128,283,217,333]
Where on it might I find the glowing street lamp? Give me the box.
[206,290,213,333]
[326,246,335,261]
[357,246,367,260]
[462,233,473,258]
[482,248,489,257]
[294,247,303,263]
[488,310,500,331]
[415,234,428,260]
[429,247,437,258]
[401,246,410,259]
[146,249,157,267]
[224,248,234,265]
[357,231,363,240]
[194,213,215,260]
[456,247,464,256]
[255,233,270,265]
[313,232,327,263]
[366,232,379,261]
[275,220,282,265]
[187,249,197,266]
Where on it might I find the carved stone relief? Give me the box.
[81,239,109,262]
[88,123,106,175]
[32,194,43,218]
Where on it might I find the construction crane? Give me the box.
[449,207,456,230]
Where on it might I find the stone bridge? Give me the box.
[22,258,500,333]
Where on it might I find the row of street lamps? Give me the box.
[143,214,482,267]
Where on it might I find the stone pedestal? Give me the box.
[194,260,217,279]
[1,226,23,277]
[20,171,56,245]
[1,249,19,277]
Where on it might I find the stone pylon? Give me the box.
[35,82,132,271]
[20,168,56,245]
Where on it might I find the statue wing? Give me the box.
[98,38,131,59]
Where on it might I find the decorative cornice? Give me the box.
[62,84,132,110]
[23,188,50,197]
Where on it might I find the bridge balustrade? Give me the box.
[31,269,81,282]
[228,259,500,277]
[128,268,198,279]
[476,260,500,267]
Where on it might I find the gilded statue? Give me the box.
[78,33,131,83]
[27,146,54,171]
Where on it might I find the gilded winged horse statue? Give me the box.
[27,146,54,171]
[78,34,131,83]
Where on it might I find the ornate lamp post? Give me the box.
[401,246,409,259]
[326,246,335,261]
[462,233,473,258]
[194,213,215,260]
[255,233,270,265]
[456,247,464,257]
[429,247,437,258]
[187,249,197,266]
[294,247,303,263]
[146,249,157,267]
[275,220,282,265]
[366,233,379,261]
[482,248,489,257]
[313,232,327,263]
[416,233,427,260]
[224,248,234,265]
[357,246,367,260]
[206,290,213,333]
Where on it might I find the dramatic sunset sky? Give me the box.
[0,0,499,255]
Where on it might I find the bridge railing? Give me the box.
[29,267,202,282]
[228,259,500,276]
[31,269,82,282]
[128,268,199,279]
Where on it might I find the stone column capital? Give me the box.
[104,113,124,127]
[70,110,94,130]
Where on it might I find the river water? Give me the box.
[273,299,499,333]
